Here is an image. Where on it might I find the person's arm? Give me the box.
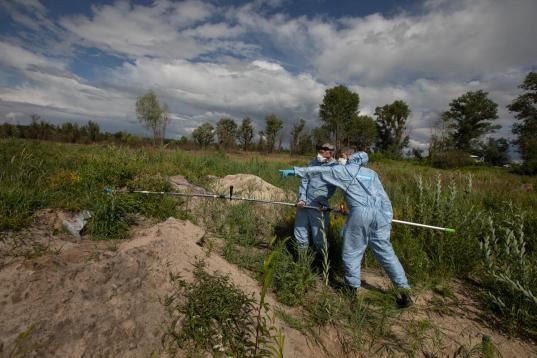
[298,176,308,203]
[294,165,349,192]
[297,160,315,203]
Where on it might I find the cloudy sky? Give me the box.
[0,0,535,150]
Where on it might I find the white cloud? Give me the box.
[230,0,536,84]
[0,0,535,147]
[0,41,65,71]
[5,111,25,122]
[251,60,284,71]
[59,0,215,59]
[113,57,324,116]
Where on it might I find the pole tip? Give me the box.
[445,228,456,234]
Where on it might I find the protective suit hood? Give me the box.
[348,152,369,166]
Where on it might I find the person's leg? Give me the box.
[293,208,310,250]
[341,210,370,288]
[310,210,329,252]
[368,223,410,289]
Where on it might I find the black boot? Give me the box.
[396,292,413,308]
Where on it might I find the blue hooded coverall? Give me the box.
[294,152,409,289]
[294,157,337,251]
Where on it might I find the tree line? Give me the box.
[0,115,157,147]
[177,71,535,172]
[1,72,535,173]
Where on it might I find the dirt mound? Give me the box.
[0,217,318,357]
[212,174,289,201]
[168,175,207,194]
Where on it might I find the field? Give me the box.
[1,138,537,357]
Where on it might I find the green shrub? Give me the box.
[430,150,475,169]
[86,194,131,240]
[0,188,45,230]
[270,244,317,306]
[163,260,273,357]
[512,159,537,176]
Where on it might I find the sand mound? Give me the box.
[212,174,289,201]
[168,175,207,194]
[169,174,292,228]
[0,217,318,357]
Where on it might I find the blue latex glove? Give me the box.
[279,169,295,177]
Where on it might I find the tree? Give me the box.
[264,114,283,153]
[508,72,537,162]
[237,117,254,151]
[477,138,510,166]
[160,103,171,145]
[28,114,40,139]
[60,122,80,143]
[290,118,306,155]
[443,90,499,152]
[256,130,266,152]
[178,135,188,145]
[86,120,100,142]
[347,115,377,151]
[192,122,214,149]
[216,117,238,149]
[428,113,452,160]
[135,90,164,146]
[375,100,410,157]
[311,127,331,146]
[297,131,314,155]
[319,85,359,149]
[412,148,424,160]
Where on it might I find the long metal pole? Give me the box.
[105,188,456,233]
[391,219,455,233]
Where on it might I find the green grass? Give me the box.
[2,138,537,342]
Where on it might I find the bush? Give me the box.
[163,260,273,357]
[430,150,475,169]
[512,159,537,176]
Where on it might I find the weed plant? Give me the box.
[479,204,537,338]
[164,260,275,357]
[269,242,317,306]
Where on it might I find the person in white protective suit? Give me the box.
[293,143,337,251]
[280,148,412,307]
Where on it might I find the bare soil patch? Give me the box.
[0,213,319,357]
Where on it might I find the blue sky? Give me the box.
[0,0,536,151]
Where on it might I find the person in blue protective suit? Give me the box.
[280,148,412,307]
[294,143,337,251]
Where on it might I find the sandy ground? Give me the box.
[1,212,326,357]
[354,269,537,357]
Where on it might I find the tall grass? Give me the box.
[480,204,537,338]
